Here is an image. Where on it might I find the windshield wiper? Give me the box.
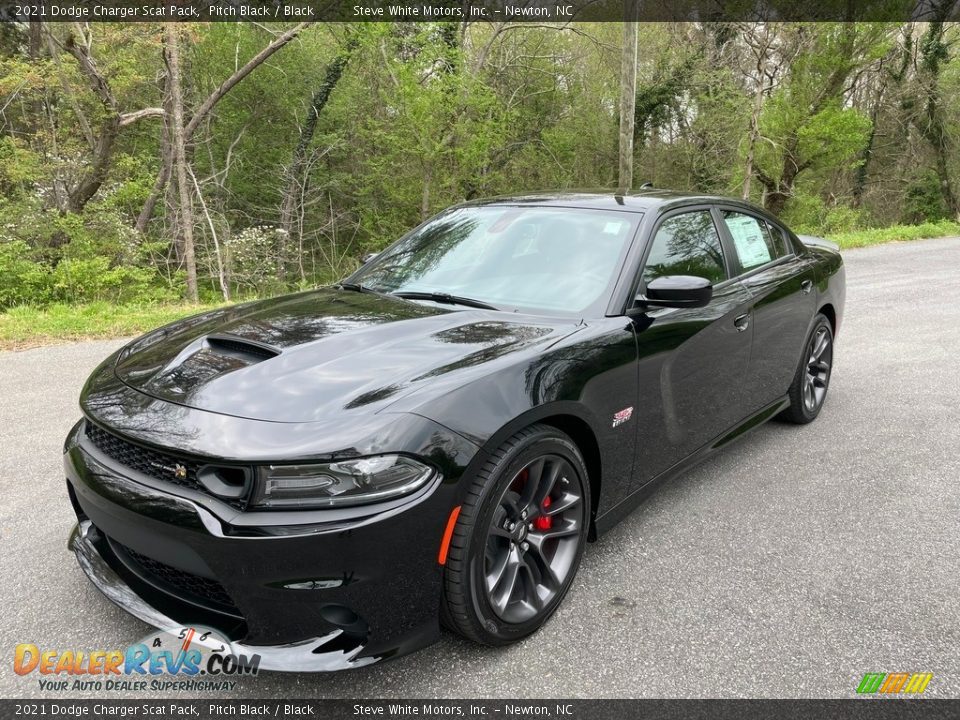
[392,291,500,311]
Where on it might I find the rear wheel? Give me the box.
[779,313,834,424]
[441,424,590,645]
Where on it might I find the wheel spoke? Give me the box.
[519,458,545,506]
[521,563,544,611]
[529,522,579,548]
[532,460,562,508]
[812,331,829,360]
[485,546,511,593]
[525,542,562,589]
[544,490,580,516]
[502,491,523,521]
[490,546,521,613]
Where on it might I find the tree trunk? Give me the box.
[617,6,639,195]
[278,45,353,278]
[136,99,172,234]
[67,115,120,212]
[742,81,765,200]
[934,149,959,218]
[852,80,884,208]
[421,165,432,221]
[165,24,198,303]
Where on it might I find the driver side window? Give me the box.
[643,211,727,286]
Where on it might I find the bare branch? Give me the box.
[184,22,313,139]
[119,107,165,126]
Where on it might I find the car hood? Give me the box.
[113,288,579,423]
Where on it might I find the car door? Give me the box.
[629,208,755,485]
[715,207,818,415]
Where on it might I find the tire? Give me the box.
[779,313,834,424]
[441,424,590,645]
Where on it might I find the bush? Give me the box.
[902,171,950,224]
[0,239,53,308]
[51,258,177,305]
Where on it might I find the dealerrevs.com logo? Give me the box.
[14,626,259,692]
[856,673,933,695]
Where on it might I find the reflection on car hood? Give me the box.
[113,288,579,423]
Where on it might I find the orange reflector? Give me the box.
[437,505,462,565]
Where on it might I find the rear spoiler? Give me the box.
[797,235,839,252]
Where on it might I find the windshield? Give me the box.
[351,206,641,314]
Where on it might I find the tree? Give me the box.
[47,23,164,213]
[164,24,198,302]
[751,24,887,215]
[617,8,638,194]
[278,31,357,279]
[911,7,958,218]
[136,22,313,233]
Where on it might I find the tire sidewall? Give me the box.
[464,431,590,643]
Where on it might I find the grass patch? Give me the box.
[0,302,227,351]
[825,220,960,249]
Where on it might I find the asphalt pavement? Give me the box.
[2,236,958,699]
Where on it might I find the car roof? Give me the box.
[462,190,766,215]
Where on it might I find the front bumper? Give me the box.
[64,419,476,671]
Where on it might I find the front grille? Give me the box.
[85,423,248,510]
[112,540,240,615]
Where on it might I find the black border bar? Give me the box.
[2,0,960,23]
[5,699,960,720]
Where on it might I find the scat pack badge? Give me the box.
[612,407,634,428]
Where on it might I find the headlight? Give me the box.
[251,455,434,509]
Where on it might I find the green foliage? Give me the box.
[782,194,865,234]
[902,171,950,224]
[50,258,176,305]
[0,137,45,197]
[1,20,959,327]
[829,220,960,248]
[0,240,53,308]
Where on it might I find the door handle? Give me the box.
[734,314,750,332]
[801,279,814,294]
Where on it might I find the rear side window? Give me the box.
[765,221,794,257]
[721,210,787,271]
[642,211,727,285]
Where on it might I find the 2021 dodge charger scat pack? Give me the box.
[65,191,845,670]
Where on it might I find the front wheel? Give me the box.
[779,313,834,424]
[441,425,590,645]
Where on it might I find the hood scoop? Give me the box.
[133,334,281,403]
[206,334,281,362]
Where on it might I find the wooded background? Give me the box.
[2,19,959,308]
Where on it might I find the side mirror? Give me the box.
[362,252,379,264]
[634,275,713,310]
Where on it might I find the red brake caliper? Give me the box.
[534,495,553,531]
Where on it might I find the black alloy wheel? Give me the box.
[484,454,583,624]
[780,313,834,424]
[803,324,832,414]
[441,425,590,645]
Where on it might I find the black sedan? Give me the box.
[65,191,845,670]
